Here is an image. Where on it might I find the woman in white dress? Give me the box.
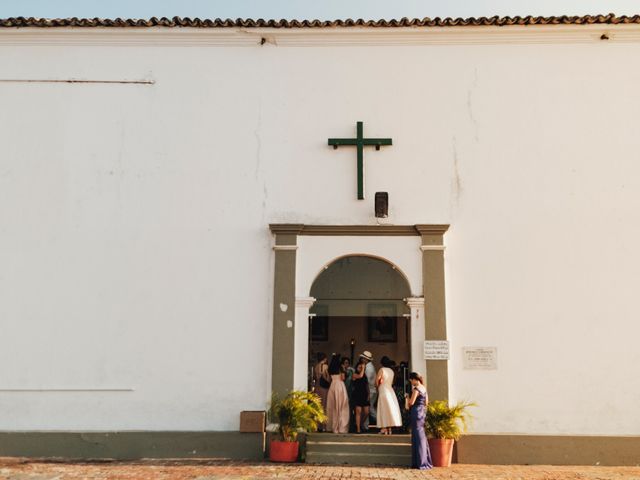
[375,356,402,434]
[325,354,350,433]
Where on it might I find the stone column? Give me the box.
[405,297,426,381]
[293,297,315,392]
[416,224,450,401]
[269,224,303,397]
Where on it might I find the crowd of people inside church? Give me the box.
[312,350,432,469]
[312,350,406,434]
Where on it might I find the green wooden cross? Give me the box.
[328,121,392,200]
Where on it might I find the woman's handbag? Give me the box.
[319,375,331,389]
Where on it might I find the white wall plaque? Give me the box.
[462,347,497,370]
[423,340,450,360]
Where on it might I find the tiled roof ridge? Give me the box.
[1,13,639,29]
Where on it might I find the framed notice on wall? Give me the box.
[462,347,497,370]
[423,340,450,360]
[367,303,397,342]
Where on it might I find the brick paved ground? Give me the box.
[1,458,640,480]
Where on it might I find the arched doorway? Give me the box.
[308,255,412,394]
[270,223,448,403]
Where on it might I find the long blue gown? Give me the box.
[410,386,433,470]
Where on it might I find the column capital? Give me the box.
[295,297,316,308]
[273,245,298,251]
[420,245,445,251]
[405,296,425,308]
[269,224,305,236]
[415,224,449,236]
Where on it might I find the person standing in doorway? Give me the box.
[405,372,433,470]
[376,356,402,434]
[313,353,330,431]
[360,351,377,429]
[341,357,354,395]
[351,358,370,433]
[341,357,355,431]
[326,354,350,433]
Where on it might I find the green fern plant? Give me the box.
[269,390,327,442]
[425,400,475,440]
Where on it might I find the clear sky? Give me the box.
[0,0,638,21]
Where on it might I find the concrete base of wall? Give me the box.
[0,432,264,460]
[3,431,639,466]
[457,434,640,466]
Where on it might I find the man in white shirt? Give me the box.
[360,350,377,430]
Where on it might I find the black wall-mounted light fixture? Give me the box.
[375,192,389,218]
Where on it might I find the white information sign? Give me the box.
[462,347,497,370]
[423,340,450,360]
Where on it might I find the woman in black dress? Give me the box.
[351,359,370,433]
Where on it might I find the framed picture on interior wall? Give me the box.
[367,303,397,343]
[310,305,329,342]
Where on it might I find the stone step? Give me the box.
[307,433,410,444]
[305,433,411,466]
[306,451,411,466]
[308,442,409,455]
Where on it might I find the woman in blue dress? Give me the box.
[405,372,433,470]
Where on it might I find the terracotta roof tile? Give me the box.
[0,13,639,29]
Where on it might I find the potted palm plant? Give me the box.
[268,390,326,463]
[425,400,475,467]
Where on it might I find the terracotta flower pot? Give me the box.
[428,438,454,467]
[269,440,299,463]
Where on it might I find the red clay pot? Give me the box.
[269,440,299,463]
[428,438,454,467]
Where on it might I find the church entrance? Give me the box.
[307,255,412,428]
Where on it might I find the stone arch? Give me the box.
[309,253,412,302]
[307,255,413,391]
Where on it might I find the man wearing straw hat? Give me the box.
[360,350,377,430]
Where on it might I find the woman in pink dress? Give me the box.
[325,354,350,433]
[376,356,402,434]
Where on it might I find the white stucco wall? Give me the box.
[1,25,640,434]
